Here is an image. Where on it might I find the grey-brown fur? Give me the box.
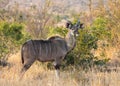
[21,39,68,63]
[20,20,83,78]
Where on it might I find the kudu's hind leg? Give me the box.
[20,59,35,79]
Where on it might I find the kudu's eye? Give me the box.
[74,31,79,37]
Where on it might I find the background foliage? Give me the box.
[0,0,120,70]
[0,21,29,64]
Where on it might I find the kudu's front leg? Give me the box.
[54,64,60,78]
[53,58,62,78]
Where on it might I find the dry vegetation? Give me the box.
[0,53,119,86]
[0,0,120,86]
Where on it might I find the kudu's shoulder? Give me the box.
[48,36,64,41]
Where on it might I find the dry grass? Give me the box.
[0,53,120,86]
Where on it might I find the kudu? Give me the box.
[20,20,83,78]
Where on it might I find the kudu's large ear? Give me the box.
[66,21,72,29]
[80,23,84,29]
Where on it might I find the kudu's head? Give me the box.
[66,20,84,37]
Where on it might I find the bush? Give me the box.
[0,21,28,63]
[90,17,111,40]
[69,30,98,70]
[47,18,111,70]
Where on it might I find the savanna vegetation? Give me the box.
[0,0,120,86]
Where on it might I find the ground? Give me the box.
[0,52,120,86]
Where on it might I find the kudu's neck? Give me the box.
[65,30,76,52]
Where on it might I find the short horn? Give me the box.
[75,20,80,28]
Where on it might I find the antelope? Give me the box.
[20,20,83,78]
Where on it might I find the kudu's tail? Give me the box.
[21,43,25,64]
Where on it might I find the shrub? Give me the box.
[47,18,111,70]
[0,21,28,64]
